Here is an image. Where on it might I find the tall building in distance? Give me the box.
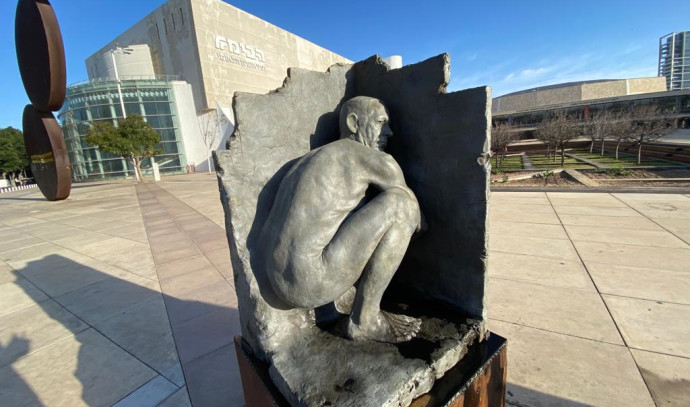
[659,31,690,91]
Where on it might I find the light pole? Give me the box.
[109,44,133,119]
[109,44,138,179]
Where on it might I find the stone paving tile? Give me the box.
[75,237,148,259]
[490,320,654,407]
[0,237,45,254]
[631,349,690,407]
[573,241,690,272]
[0,278,48,317]
[624,204,690,221]
[557,213,663,230]
[613,193,690,202]
[155,255,214,281]
[488,278,623,344]
[0,262,17,285]
[0,299,88,368]
[213,260,234,280]
[51,231,111,249]
[101,249,158,280]
[492,191,547,198]
[0,242,68,263]
[56,273,160,326]
[548,196,629,208]
[489,220,569,240]
[148,231,192,246]
[653,217,690,245]
[157,387,191,407]
[204,246,232,268]
[564,224,689,248]
[489,195,551,205]
[159,268,224,298]
[0,228,33,242]
[488,203,557,214]
[0,328,157,407]
[488,251,594,290]
[164,281,237,327]
[112,375,179,407]
[161,362,186,387]
[603,295,690,358]
[552,205,642,217]
[489,209,562,225]
[183,343,244,407]
[153,246,204,266]
[18,255,133,297]
[489,234,580,261]
[172,306,240,364]
[92,296,179,373]
[192,232,229,253]
[587,263,690,305]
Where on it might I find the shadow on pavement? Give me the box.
[0,336,43,406]
[3,255,606,407]
[507,384,592,406]
[1,254,242,407]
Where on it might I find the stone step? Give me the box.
[564,169,599,187]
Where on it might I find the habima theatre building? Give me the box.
[58,0,351,180]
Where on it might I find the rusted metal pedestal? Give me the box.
[234,333,507,407]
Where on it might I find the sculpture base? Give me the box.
[234,332,507,407]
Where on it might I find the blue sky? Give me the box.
[2,0,689,129]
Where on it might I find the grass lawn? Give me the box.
[527,154,592,169]
[492,155,523,172]
[571,150,679,167]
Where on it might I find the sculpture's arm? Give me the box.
[362,152,423,232]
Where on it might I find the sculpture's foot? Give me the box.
[346,311,421,343]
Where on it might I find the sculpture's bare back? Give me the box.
[258,96,423,343]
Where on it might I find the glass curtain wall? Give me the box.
[58,79,187,181]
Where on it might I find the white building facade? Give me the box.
[81,0,352,172]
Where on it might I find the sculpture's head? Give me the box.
[339,96,393,151]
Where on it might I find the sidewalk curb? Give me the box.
[0,184,38,194]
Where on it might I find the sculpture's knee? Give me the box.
[384,188,420,229]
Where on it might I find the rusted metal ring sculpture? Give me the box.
[15,0,71,200]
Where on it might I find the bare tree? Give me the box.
[536,111,579,167]
[607,110,633,160]
[582,109,615,155]
[491,122,519,168]
[627,104,676,165]
[198,111,221,173]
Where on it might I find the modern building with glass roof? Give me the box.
[58,0,351,180]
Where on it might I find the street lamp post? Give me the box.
[109,45,138,179]
[109,44,133,119]
[110,49,127,119]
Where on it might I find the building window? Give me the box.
[155,23,160,39]
[179,8,184,26]
[58,80,186,181]
[171,13,176,30]
[163,18,168,35]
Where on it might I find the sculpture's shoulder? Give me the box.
[322,139,391,162]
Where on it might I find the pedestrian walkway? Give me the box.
[0,173,688,406]
[490,191,690,407]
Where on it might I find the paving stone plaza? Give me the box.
[0,173,688,406]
